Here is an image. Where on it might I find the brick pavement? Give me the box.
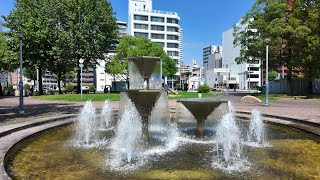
[1,94,320,124]
[217,93,320,121]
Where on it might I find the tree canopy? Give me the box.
[106,36,177,78]
[234,0,320,78]
[3,0,118,94]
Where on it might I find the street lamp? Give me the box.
[79,58,84,99]
[248,64,251,93]
[263,38,271,106]
[17,32,24,113]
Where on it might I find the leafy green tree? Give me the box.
[234,0,320,79]
[0,32,17,95]
[106,36,177,82]
[3,0,51,95]
[3,0,118,95]
[58,0,118,94]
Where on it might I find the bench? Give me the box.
[293,96,307,100]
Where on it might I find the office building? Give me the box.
[222,21,261,89]
[203,45,222,66]
[128,0,183,73]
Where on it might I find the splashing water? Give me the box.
[109,100,143,168]
[213,102,249,172]
[74,101,97,145]
[247,109,267,146]
[100,100,113,130]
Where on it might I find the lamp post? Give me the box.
[263,38,271,106]
[18,32,24,113]
[248,64,251,93]
[79,58,84,99]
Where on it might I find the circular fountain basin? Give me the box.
[5,120,320,179]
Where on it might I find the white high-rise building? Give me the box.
[203,45,222,66]
[222,21,261,90]
[128,0,182,74]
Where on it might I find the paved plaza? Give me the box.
[0,94,319,125]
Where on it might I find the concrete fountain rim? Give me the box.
[1,110,319,179]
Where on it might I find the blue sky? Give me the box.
[0,0,255,65]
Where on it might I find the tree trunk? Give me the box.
[0,84,3,96]
[38,66,44,95]
[58,73,63,94]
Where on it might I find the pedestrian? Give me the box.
[233,86,236,92]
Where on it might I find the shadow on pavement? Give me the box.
[0,101,82,123]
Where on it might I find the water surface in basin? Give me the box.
[6,122,320,179]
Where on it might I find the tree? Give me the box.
[60,0,118,94]
[106,36,177,82]
[3,0,51,95]
[0,32,17,95]
[234,0,320,80]
[3,0,118,95]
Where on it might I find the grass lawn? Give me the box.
[168,91,217,99]
[32,93,121,102]
[32,91,217,102]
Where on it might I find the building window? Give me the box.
[167,18,179,24]
[151,16,164,22]
[167,35,179,40]
[248,67,259,71]
[100,79,105,81]
[167,43,179,48]
[134,23,148,30]
[134,15,148,21]
[151,25,164,31]
[167,26,179,32]
[151,33,164,39]
[247,74,259,78]
[134,32,148,38]
[155,42,165,47]
[167,51,179,56]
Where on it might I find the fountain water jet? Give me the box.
[213,102,249,172]
[74,101,97,145]
[100,100,113,130]
[110,101,143,166]
[247,109,267,146]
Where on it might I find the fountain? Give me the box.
[120,56,166,142]
[4,56,320,179]
[247,109,267,146]
[177,99,227,137]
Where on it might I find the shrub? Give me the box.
[24,83,30,89]
[4,84,13,91]
[89,85,95,92]
[268,71,278,81]
[33,91,41,96]
[198,84,211,93]
[66,84,74,92]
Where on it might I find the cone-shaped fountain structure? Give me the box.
[122,56,164,142]
[125,89,163,141]
[178,99,227,137]
[129,56,160,90]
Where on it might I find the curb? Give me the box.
[235,110,320,127]
[0,115,76,180]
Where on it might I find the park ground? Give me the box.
[0,92,320,126]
